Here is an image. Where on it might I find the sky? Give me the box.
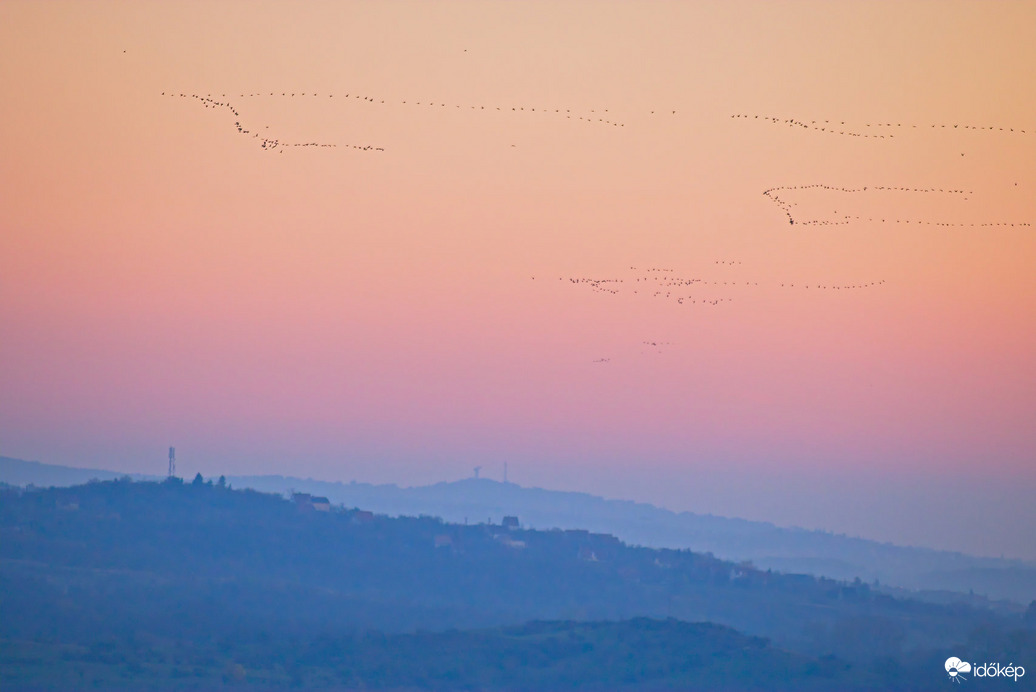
[1,1,1034,561]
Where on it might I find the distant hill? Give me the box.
[0,456,159,487]
[227,475,1036,605]
[3,456,1034,603]
[2,478,1033,691]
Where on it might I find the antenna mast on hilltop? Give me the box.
[473,466,481,479]
[504,462,508,484]
[168,447,176,477]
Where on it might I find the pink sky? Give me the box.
[2,1,1034,559]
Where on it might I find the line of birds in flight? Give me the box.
[534,265,886,309]
[164,87,694,152]
[761,183,1031,228]
[569,264,885,363]
[165,92,381,152]
[732,113,1035,139]
[731,114,893,138]
[582,115,1028,363]
[225,90,633,127]
[169,89,640,136]
[166,88,1033,157]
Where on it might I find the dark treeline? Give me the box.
[2,479,1033,690]
[4,617,969,692]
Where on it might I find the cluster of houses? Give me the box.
[291,492,374,523]
[289,500,620,563]
[431,516,627,561]
[292,492,331,512]
[434,515,527,551]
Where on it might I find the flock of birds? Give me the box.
[735,113,1032,228]
[787,216,1029,229]
[733,113,1035,139]
[164,87,694,152]
[540,271,734,306]
[556,264,886,363]
[642,341,673,353]
[169,91,1034,153]
[217,90,633,128]
[731,114,893,139]
[165,88,649,151]
[761,183,1031,228]
[577,113,1030,364]
[162,83,1030,367]
[537,264,885,312]
[165,92,381,152]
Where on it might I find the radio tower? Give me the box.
[168,447,176,477]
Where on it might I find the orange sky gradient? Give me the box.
[2,1,1034,559]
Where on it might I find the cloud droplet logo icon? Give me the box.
[945,657,971,683]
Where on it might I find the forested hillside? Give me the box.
[2,479,1033,690]
[7,455,1032,604]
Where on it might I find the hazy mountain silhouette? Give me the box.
[3,456,1033,603]
[0,456,159,487]
[4,477,1033,691]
